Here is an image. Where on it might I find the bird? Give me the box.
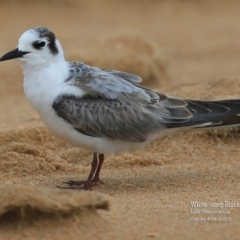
[1,27,240,190]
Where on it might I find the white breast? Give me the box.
[21,61,137,153]
[21,61,172,154]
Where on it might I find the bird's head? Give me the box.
[0,27,64,67]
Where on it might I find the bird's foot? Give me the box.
[58,153,105,190]
[59,178,105,190]
[91,177,105,185]
[65,180,95,190]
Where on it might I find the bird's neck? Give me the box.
[22,60,69,114]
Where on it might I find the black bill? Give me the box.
[0,48,29,62]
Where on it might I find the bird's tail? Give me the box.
[166,99,240,130]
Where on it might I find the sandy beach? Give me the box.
[1,1,240,239]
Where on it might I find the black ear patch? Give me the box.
[33,27,59,55]
[47,31,59,55]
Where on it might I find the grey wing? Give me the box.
[67,61,193,108]
[53,94,193,142]
[58,62,193,142]
[66,61,159,102]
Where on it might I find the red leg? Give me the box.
[66,153,98,190]
[91,154,105,185]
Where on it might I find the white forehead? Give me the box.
[18,29,41,51]
[19,29,40,42]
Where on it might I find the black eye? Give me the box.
[38,41,46,47]
[32,41,46,50]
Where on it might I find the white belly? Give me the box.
[41,109,144,153]
[40,109,172,154]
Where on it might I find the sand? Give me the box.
[1,0,240,239]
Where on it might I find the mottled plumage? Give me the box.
[53,61,192,142]
[53,61,240,143]
[2,26,240,190]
